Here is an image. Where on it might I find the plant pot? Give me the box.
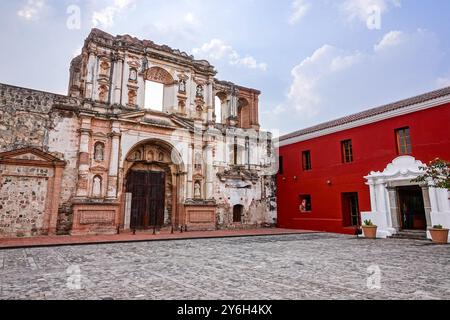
[362,226,378,239]
[429,228,449,244]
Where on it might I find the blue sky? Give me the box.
[1,0,450,136]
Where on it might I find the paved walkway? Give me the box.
[1,233,448,300]
[0,228,315,249]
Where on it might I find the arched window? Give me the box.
[143,67,174,112]
[233,205,243,223]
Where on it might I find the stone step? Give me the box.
[389,230,428,240]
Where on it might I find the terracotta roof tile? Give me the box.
[279,86,450,142]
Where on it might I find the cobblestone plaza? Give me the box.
[1,234,449,300]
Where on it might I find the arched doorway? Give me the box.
[123,139,184,230]
[233,205,244,223]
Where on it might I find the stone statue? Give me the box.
[92,176,102,197]
[94,143,104,161]
[194,181,201,199]
[196,85,204,98]
[179,80,186,93]
[129,68,137,81]
[141,56,148,73]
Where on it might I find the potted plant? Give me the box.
[429,225,449,244]
[362,219,378,239]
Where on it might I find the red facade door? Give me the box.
[127,171,165,229]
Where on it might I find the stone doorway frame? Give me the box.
[386,181,432,232]
[362,156,436,238]
[120,138,186,231]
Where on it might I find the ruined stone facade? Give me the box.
[0,29,276,238]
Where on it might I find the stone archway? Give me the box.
[121,139,185,231]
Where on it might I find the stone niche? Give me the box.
[0,148,66,238]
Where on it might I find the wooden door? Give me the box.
[127,171,165,229]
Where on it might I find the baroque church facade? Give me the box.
[0,29,277,238]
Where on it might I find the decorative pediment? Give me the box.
[0,148,66,168]
[119,111,193,130]
[365,156,425,181]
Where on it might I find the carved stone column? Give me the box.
[387,186,400,231]
[421,186,433,228]
[85,51,96,99]
[205,145,214,199]
[187,144,193,199]
[113,58,123,105]
[76,116,92,198]
[368,180,377,212]
[107,122,121,199]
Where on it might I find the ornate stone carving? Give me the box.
[128,89,137,106]
[145,67,173,85]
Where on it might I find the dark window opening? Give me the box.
[341,140,353,163]
[302,151,312,171]
[299,195,312,212]
[342,193,360,227]
[278,156,284,175]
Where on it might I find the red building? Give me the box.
[277,87,450,240]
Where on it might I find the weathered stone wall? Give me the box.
[0,83,81,235]
[0,168,50,237]
[48,112,80,234]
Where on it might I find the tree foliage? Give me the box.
[412,158,450,189]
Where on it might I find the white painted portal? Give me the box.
[361,156,450,240]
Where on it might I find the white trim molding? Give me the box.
[278,94,450,147]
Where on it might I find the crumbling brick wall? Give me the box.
[0,84,81,235]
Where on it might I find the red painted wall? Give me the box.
[277,103,450,234]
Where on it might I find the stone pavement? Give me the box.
[0,228,313,249]
[0,233,449,300]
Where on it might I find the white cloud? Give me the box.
[272,29,441,124]
[289,0,311,25]
[92,0,136,29]
[437,77,450,88]
[341,0,401,23]
[144,12,201,43]
[72,46,83,58]
[17,0,46,21]
[193,39,267,71]
[374,30,404,52]
[285,44,362,117]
